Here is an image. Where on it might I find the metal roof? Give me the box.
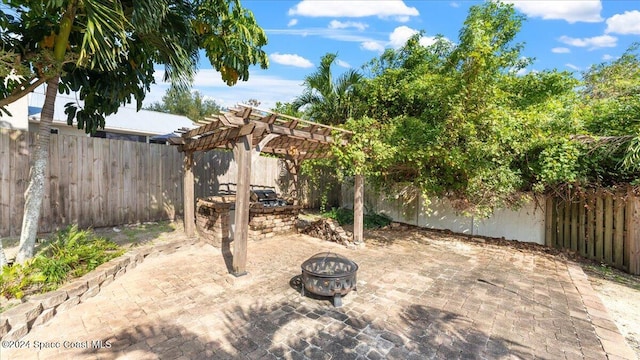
[28,91,195,136]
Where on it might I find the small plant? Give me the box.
[364,212,393,229]
[322,207,392,229]
[0,225,124,300]
[322,207,353,226]
[0,261,46,299]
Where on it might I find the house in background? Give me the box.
[1,89,195,144]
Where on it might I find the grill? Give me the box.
[251,189,288,207]
[301,252,358,307]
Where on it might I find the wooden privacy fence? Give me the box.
[545,189,640,275]
[0,130,184,237]
[0,130,320,238]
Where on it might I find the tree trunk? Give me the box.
[0,240,7,267]
[15,77,58,263]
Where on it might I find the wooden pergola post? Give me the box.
[353,174,364,244]
[183,151,195,237]
[232,134,252,276]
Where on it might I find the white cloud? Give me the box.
[269,53,314,68]
[329,20,368,31]
[267,28,374,43]
[288,19,298,27]
[450,2,460,8]
[505,1,603,23]
[602,54,614,61]
[606,10,640,35]
[558,34,617,50]
[361,41,385,52]
[288,0,419,21]
[336,59,351,68]
[565,63,580,71]
[551,47,570,54]
[388,26,437,49]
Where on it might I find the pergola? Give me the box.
[170,104,364,276]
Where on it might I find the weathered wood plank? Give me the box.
[604,193,614,264]
[0,131,11,236]
[107,140,124,225]
[613,196,625,269]
[183,152,195,237]
[122,141,134,224]
[627,190,640,275]
[578,196,587,257]
[80,136,92,229]
[136,142,148,222]
[595,194,604,260]
[570,201,578,252]
[47,134,60,232]
[161,145,174,220]
[68,135,80,225]
[562,201,570,249]
[232,134,252,275]
[148,144,162,220]
[586,194,596,258]
[9,131,30,236]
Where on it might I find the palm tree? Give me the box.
[293,53,363,126]
[0,0,268,266]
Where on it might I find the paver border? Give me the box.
[0,237,201,342]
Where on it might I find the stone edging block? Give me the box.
[0,237,195,342]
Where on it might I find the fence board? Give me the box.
[0,130,11,236]
[570,201,578,252]
[578,197,586,257]
[149,145,162,219]
[614,197,625,269]
[49,135,61,231]
[604,194,614,264]
[586,194,596,258]
[108,139,120,226]
[628,191,640,275]
[563,203,570,249]
[595,195,604,259]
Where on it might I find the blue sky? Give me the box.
[146,0,640,110]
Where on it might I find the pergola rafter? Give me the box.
[170,104,364,276]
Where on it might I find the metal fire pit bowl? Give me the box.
[300,252,358,307]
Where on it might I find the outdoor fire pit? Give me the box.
[300,252,358,307]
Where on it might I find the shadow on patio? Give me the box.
[81,300,528,359]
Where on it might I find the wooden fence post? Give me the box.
[628,189,640,275]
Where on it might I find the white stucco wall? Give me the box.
[0,95,29,130]
[341,183,546,245]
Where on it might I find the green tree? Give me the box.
[146,87,222,122]
[271,101,303,118]
[349,1,579,215]
[580,42,640,137]
[0,0,268,266]
[293,53,363,125]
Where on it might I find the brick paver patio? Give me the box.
[2,229,635,359]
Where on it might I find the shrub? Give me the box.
[322,207,393,229]
[0,225,124,299]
